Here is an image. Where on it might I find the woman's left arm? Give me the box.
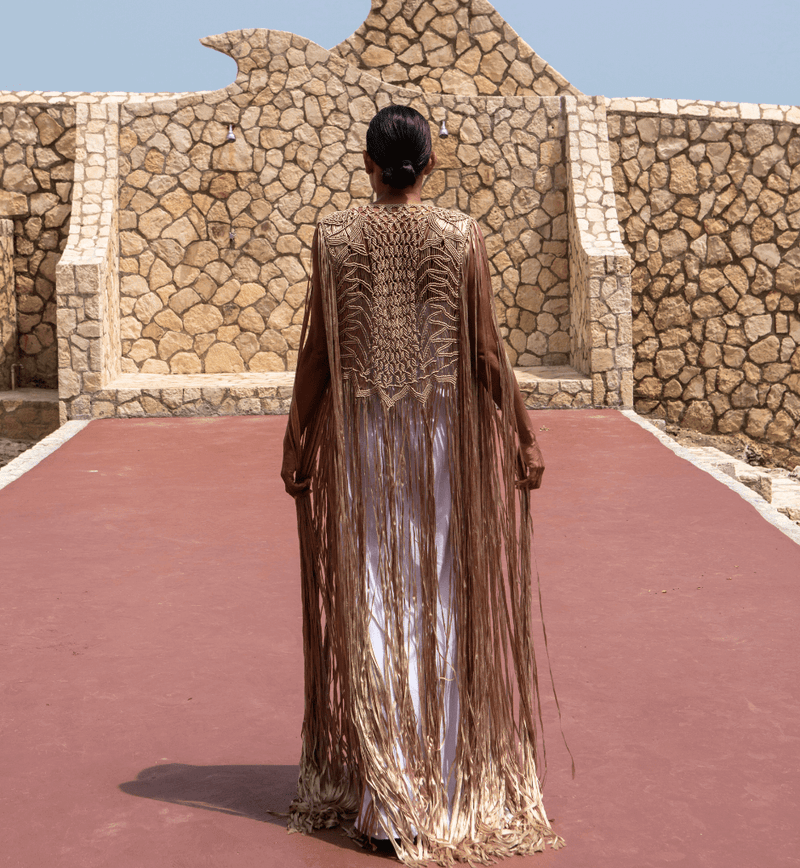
[465,220,544,491]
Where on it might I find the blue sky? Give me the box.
[0,0,797,106]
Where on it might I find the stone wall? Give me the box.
[331,0,578,98]
[0,218,15,388]
[608,100,800,452]
[113,30,573,376]
[462,95,568,367]
[0,103,75,388]
[16,0,800,442]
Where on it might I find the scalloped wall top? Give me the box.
[201,0,580,97]
[199,29,333,90]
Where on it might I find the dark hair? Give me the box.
[366,105,432,190]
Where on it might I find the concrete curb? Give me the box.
[620,409,800,547]
[0,420,90,492]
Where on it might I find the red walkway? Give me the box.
[1,411,798,868]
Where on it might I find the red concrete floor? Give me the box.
[1,411,799,868]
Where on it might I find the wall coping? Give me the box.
[0,92,192,105]
[606,96,800,123]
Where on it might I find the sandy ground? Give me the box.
[0,437,34,469]
[657,422,800,474]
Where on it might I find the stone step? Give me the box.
[79,367,594,418]
[0,389,59,441]
[682,444,800,522]
[515,366,592,409]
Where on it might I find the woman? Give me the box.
[281,105,561,865]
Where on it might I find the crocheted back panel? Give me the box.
[319,204,472,407]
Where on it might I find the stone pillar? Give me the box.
[56,102,120,422]
[566,96,633,407]
[0,219,16,390]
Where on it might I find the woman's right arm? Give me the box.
[281,228,331,497]
[465,221,545,490]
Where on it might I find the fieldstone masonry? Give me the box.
[0,104,75,388]
[331,0,578,98]
[114,84,573,378]
[0,219,15,388]
[607,99,800,452]
[0,0,797,458]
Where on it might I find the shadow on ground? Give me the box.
[119,763,382,858]
[119,763,298,825]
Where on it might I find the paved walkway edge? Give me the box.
[620,409,800,547]
[0,420,91,492]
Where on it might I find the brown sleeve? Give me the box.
[291,227,331,436]
[465,220,535,447]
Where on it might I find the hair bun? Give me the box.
[393,160,417,187]
[381,161,417,188]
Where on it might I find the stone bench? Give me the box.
[0,389,59,441]
[72,366,593,419]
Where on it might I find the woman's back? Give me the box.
[318,203,471,407]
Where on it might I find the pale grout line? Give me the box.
[620,409,800,547]
[0,421,91,492]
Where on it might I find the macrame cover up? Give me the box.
[285,204,562,865]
